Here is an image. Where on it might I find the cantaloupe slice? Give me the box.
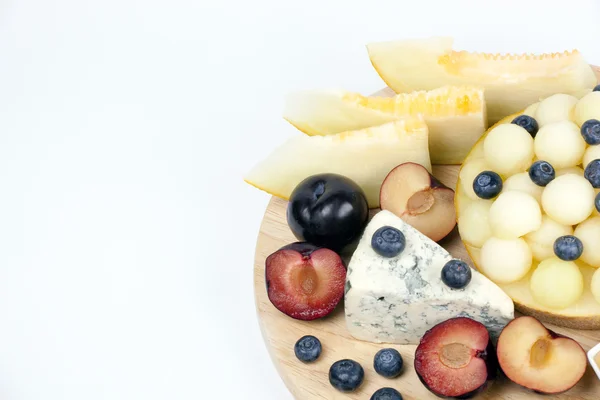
[245,118,430,208]
[368,37,597,124]
[283,86,487,164]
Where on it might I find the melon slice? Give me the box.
[368,37,597,124]
[283,86,487,164]
[456,89,600,329]
[245,118,430,208]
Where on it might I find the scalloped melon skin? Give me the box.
[456,112,600,330]
[368,37,597,125]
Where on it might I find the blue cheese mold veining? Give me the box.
[344,210,514,344]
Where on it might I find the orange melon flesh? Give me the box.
[368,37,597,124]
[283,86,487,164]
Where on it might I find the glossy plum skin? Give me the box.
[279,242,319,256]
[287,174,369,251]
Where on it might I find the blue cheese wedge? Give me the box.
[345,210,514,344]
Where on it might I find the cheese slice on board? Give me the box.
[345,210,514,344]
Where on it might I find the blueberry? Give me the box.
[594,84,600,92]
[554,235,584,261]
[371,226,406,258]
[329,359,364,392]
[528,160,555,187]
[374,348,403,378]
[596,192,600,213]
[370,387,403,400]
[512,115,539,137]
[473,171,502,199]
[441,259,472,289]
[294,335,322,363]
[584,159,600,188]
[581,119,600,145]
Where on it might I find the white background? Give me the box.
[0,0,598,399]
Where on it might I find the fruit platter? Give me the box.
[246,37,600,399]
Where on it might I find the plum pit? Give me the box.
[406,190,435,215]
[440,343,472,369]
[530,337,552,368]
[296,268,318,295]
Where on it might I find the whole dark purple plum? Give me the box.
[287,174,368,252]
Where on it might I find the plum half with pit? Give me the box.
[414,317,497,399]
[497,316,586,394]
[265,242,346,321]
[380,163,456,242]
[287,174,369,252]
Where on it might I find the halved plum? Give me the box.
[265,242,346,320]
[414,317,497,399]
[496,316,587,394]
[380,162,456,242]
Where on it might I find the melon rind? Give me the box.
[368,37,597,125]
[456,113,600,329]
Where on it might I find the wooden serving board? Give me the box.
[254,67,600,400]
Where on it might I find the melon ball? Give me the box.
[503,172,543,203]
[465,141,485,161]
[534,121,586,169]
[583,145,600,169]
[530,257,583,309]
[574,216,600,267]
[489,191,542,239]
[574,92,600,127]
[459,158,489,200]
[535,94,578,126]
[458,200,493,248]
[483,124,534,176]
[591,268,600,304]
[524,215,573,261]
[523,102,539,118]
[556,166,584,177]
[480,237,532,284]
[541,174,594,225]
